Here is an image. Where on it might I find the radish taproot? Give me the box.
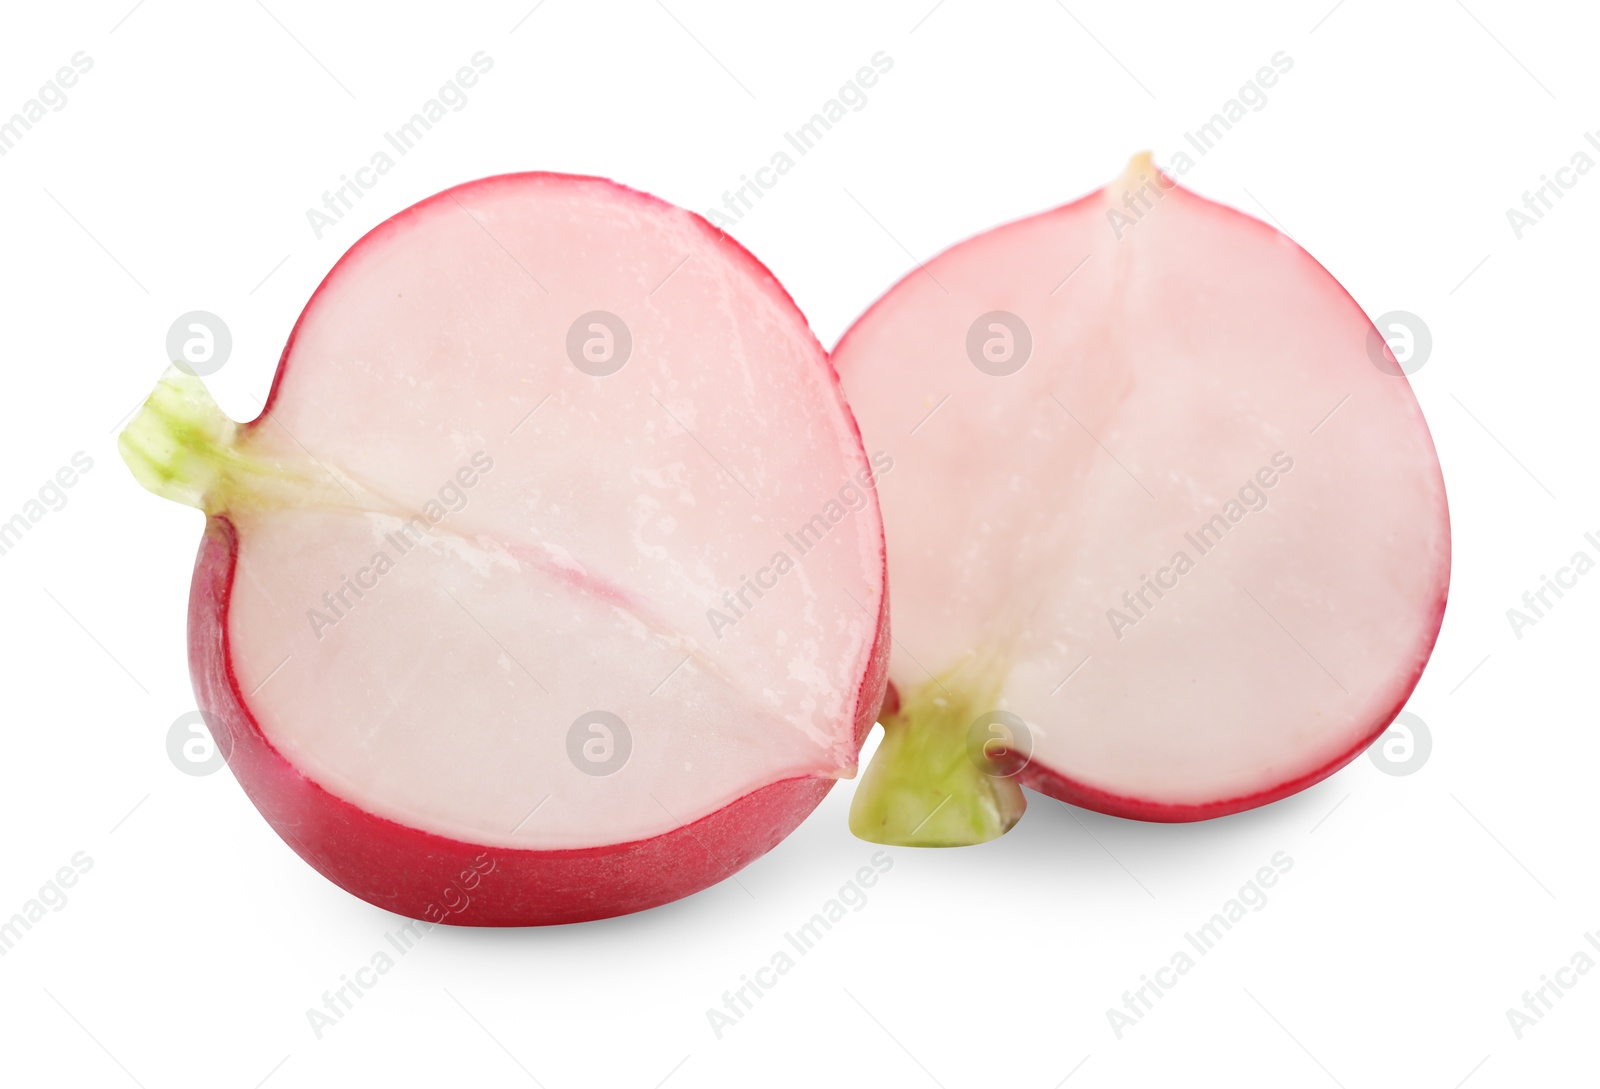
[833,154,1449,846]
[122,173,890,924]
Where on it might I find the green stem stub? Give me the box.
[118,367,325,515]
[849,663,1028,847]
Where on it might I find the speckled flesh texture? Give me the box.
[175,173,890,923]
[833,160,1448,826]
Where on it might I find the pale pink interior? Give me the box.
[834,176,1448,808]
[224,175,884,849]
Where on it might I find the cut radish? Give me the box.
[833,154,1449,846]
[122,173,889,923]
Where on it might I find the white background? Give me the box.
[2,1,1597,1086]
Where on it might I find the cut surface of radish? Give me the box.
[833,155,1448,846]
[123,173,889,922]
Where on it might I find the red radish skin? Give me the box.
[835,154,1450,845]
[1016,670,1438,824]
[191,520,889,926]
[124,173,891,924]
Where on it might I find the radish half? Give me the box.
[122,173,890,924]
[833,154,1449,846]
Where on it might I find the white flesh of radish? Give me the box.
[199,175,883,849]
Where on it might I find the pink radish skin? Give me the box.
[124,173,890,923]
[835,155,1449,845]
